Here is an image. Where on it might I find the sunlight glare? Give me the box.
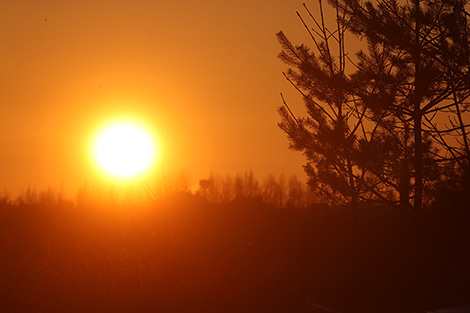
[93,121,157,178]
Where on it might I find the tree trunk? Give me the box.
[413,0,423,215]
[413,1,425,312]
[414,114,423,214]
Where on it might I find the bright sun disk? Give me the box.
[93,121,156,178]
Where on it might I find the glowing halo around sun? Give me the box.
[93,121,157,178]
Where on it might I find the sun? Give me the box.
[93,121,157,178]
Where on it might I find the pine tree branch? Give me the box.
[282,72,336,121]
[280,93,300,125]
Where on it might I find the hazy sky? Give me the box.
[0,0,336,197]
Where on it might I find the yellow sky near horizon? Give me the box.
[0,0,343,198]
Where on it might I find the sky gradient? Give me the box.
[0,0,334,197]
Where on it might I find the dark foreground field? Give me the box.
[0,193,469,313]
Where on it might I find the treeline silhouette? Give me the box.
[196,171,318,209]
[0,173,469,313]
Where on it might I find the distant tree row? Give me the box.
[197,171,318,209]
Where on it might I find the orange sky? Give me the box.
[0,0,334,197]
